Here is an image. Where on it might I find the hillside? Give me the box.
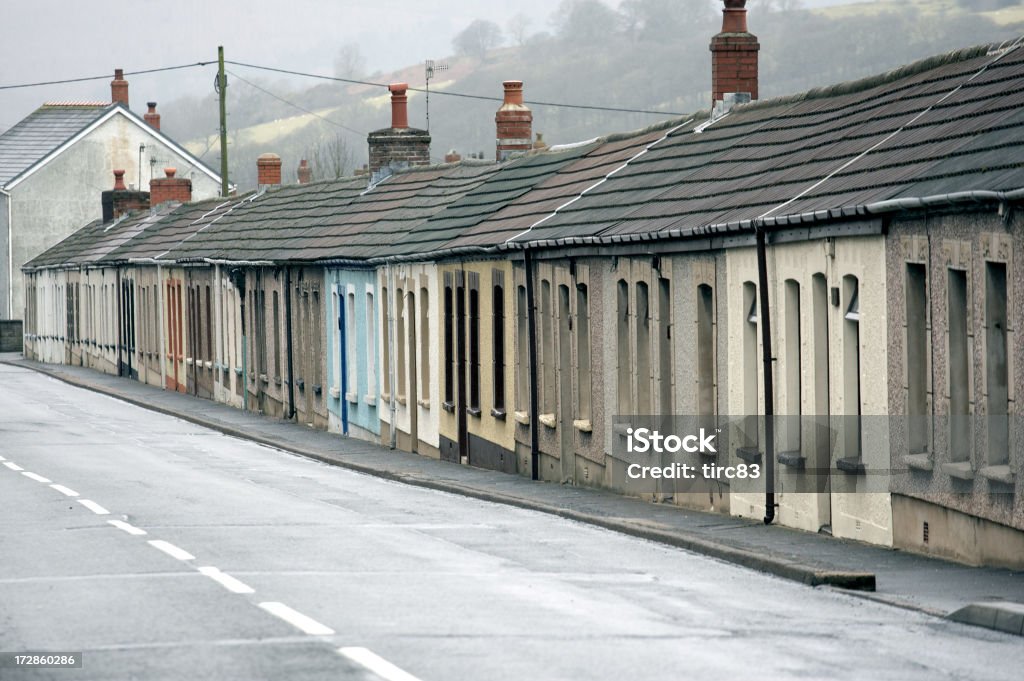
[159,0,1024,190]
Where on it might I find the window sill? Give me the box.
[418,398,431,409]
[539,413,556,429]
[396,394,407,406]
[344,391,357,403]
[259,374,269,385]
[364,394,377,406]
[273,377,281,386]
[313,384,322,396]
[513,410,530,425]
[491,408,506,420]
[381,391,391,404]
[902,453,933,472]
[234,367,243,376]
[467,406,482,417]
[736,447,762,464]
[836,457,866,475]
[185,357,194,366]
[329,387,341,399]
[442,401,456,413]
[573,419,592,433]
[778,450,805,469]
[612,422,631,437]
[979,464,1014,485]
[941,461,975,480]
[296,379,305,391]
[204,360,214,370]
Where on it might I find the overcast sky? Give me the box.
[0,0,865,133]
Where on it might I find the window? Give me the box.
[332,291,341,392]
[843,275,862,461]
[784,280,801,453]
[517,284,528,412]
[443,274,454,407]
[492,272,505,414]
[366,290,376,399]
[658,278,673,416]
[616,279,632,415]
[905,264,929,454]
[697,283,715,423]
[469,273,480,413]
[541,279,554,414]
[577,284,592,423]
[396,287,406,400]
[347,291,357,396]
[205,285,213,362]
[812,274,829,457]
[272,291,281,379]
[312,290,323,394]
[985,262,1008,466]
[636,281,651,415]
[743,282,758,449]
[420,287,430,403]
[947,269,970,462]
[382,285,390,399]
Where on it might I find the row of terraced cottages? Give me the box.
[21,37,1024,568]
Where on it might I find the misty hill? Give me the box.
[159,0,1023,190]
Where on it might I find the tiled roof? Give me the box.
[516,42,1024,244]
[0,103,109,186]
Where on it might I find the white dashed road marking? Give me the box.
[50,484,79,497]
[258,602,335,636]
[338,647,423,681]
[77,499,110,515]
[3,462,24,471]
[147,540,195,561]
[108,519,147,536]
[22,471,51,483]
[198,566,255,594]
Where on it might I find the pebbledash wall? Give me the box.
[18,5,1024,569]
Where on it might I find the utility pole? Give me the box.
[217,46,229,197]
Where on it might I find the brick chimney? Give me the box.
[367,83,431,181]
[150,167,192,206]
[710,0,759,108]
[144,102,161,130]
[444,150,462,164]
[111,68,129,107]
[101,169,150,221]
[257,153,283,188]
[496,80,533,161]
[297,159,312,184]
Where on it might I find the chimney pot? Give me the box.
[112,169,127,191]
[297,158,312,184]
[389,83,409,129]
[144,101,161,130]
[257,152,283,187]
[164,167,176,178]
[111,68,129,107]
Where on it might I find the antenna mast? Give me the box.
[424,59,448,133]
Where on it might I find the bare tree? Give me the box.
[306,133,354,181]
[453,19,504,59]
[507,12,532,46]
[333,43,366,79]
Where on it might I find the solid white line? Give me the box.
[147,540,195,561]
[338,647,422,681]
[108,519,147,536]
[77,499,110,515]
[50,484,79,497]
[258,602,334,636]
[3,462,23,471]
[198,566,254,594]
[22,471,52,483]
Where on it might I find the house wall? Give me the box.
[326,267,381,441]
[887,211,1023,566]
[727,233,893,547]
[377,262,441,458]
[3,113,220,321]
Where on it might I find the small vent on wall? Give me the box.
[923,521,930,544]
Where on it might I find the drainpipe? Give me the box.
[755,222,777,525]
[284,267,296,419]
[340,283,349,436]
[387,260,398,449]
[524,248,540,480]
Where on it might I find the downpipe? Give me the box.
[755,222,777,525]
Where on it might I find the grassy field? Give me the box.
[816,0,1024,26]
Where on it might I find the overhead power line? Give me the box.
[0,62,214,91]
[226,70,366,137]
[225,60,686,117]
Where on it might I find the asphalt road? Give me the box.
[1,363,1021,681]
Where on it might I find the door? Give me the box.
[811,273,832,531]
[407,289,419,452]
[558,284,574,483]
[455,271,468,464]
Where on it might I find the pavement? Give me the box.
[3,353,1023,639]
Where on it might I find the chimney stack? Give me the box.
[102,169,150,221]
[150,167,192,206]
[495,80,533,161]
[367,83,431,181]
[710,0,759,108]
[144,101,161,130]
[444,150,462,164]
[257,153,283,187]
[111,68,129,107]
[297,159,312,184]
